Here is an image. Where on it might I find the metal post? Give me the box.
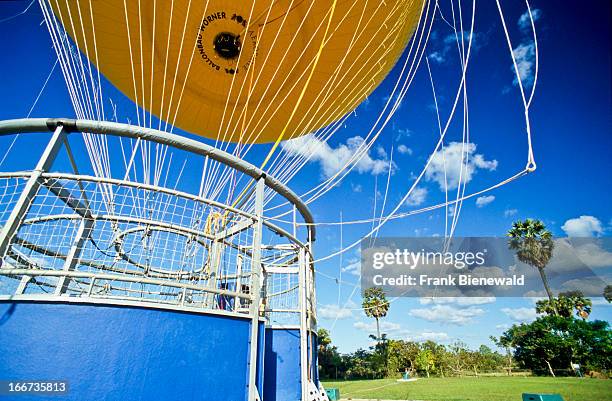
[0,125,66,259]
[54,217,93,295]
[206,239,223,308]
[235,254,243,311]
[298,246,309,400]
[248,177,265,401]
[292,205,297,238]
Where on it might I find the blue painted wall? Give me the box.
[256,321,266,396]
[311,332,319,385]
[0,301,253,401]
[262,328,320,401]
[263,328,302,401]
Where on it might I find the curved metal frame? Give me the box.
[0,118,315,241]
[0,118,319,401]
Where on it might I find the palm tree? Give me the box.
[507,219,556,314]
[604,285,612,303]
[536,291,592,320]
[560,290,592,320]
[362,287,390,340]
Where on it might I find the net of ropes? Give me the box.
[1,0,539,317]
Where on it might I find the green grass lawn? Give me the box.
[322,377,611,401]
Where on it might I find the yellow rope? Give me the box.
[258,0,338,170]
[204,211,224,235]
[227,0,339,213]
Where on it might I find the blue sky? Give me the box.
[0,0,610,353]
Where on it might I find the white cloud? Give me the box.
[351,183,363,193]
[409,331,450,342]
[501,307,538,323]
[341,258,361,277]
[413,227,429,236]
[419,297,496,306]
[354,321,450,342]
[319,304,353,320]
[282,134,394,178]
[354,320,402,334]
[397,144,413,155]
[572,242,612,268]
[511,8,541,89]
[476,195,495,208]
[504,208,518,217]
[377,146,388,158]
[444,31,483,48]
[512,42,536,87]
[382,92,403,110]
[393,124,412,140]
[546,239,612,272]
[560,276,609,297]
[523,290,548,298]
[409,304,486,326]
[561,216,604,237]
[405,187,428,207]
[592,298,612,306]
[428,51,445,64]
[518,9,542,31]
[353,320,452,343]
[507,238,612,280]
[429,31,486,64]
[425,142,498,190]
[495,323,511,330]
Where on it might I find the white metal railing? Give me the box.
[0,118,318,401]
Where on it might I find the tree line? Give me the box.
[318,330,510,379]
[318,291,611,380]
[318,219,612,380]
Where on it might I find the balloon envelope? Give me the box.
[51,0,423,143]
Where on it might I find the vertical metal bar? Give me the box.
[87,277,95,296]
[248,177,265,401]
[206,239,223,308]
[63,137,92,210]
[299,246,309,400]
[15,274,31,295]
[307,251,317,385]
[292,205,297,238]
[234,254,243,312]
[180,287,187,306]
[54,218,92,295]
[0,126,66,259]
[307,247,316,325]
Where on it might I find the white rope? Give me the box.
[0,58,58,168]
[33,0,539,288]
[0,0,36,23]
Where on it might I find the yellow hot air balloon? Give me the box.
[51,0,423,143]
